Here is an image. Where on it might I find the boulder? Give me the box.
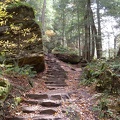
[0,2,45,72]
[53,53,80,64]
[18,54,45,72]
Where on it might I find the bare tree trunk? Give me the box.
[62,9,66,47]
[41,0,46,35]
[117,47,120,57]
[76,0,81,57]
[90,8,97,59]
[96,0,102,58]
[91,29,95,59]
[84,0,91,61]
[114,36,117,57]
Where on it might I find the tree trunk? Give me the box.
[62,9,66,47]
[114,35,117,57]
[76,0,81,57]
[90,8,97,59]
[84,0,91,61]
[117,47,120,57]
[41,0,46,35]
[96,0,102,58]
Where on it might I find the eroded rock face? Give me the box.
[0,2,45,72]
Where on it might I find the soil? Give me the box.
[3,54,97,120]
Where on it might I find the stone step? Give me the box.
[46,84,67,87]
[5,116,26,120]
[23,99,40,104]
[45,78,66,84]
[40,108,57,115]
[50,94,62,100]
[6,115,62,120]
[45,81,56,84]
[26,93,48,99]
[32,116,62,120]
[50,94,70,100]
[24,99,62,107]
[22,106,39,113]
[45,78,65,82]
[47,86,65,90]
[40,100,61,107]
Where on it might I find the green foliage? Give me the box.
[92,94,120,120]
[14,97,22,106]
[52,46,78,55]
[0,64,37,78]
[0,77,11,107]
[92,96,111,119]
[81,59,120,94]
[82,58,120,119]
[6,1,30,9]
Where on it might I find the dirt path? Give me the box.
[5,54,96,120]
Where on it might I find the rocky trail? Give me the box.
[5,54,96,120]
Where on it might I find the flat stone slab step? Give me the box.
[45,79,65,83]
[24,99,62,107]
[46,84,67,87]
[40,100,61,107]
[26,93,48,99]
[45,81,56,84]
[6,116,62,120]
[33,116,62,120]
[40,108,57,115]
[47,86,65,90]
[50,94,62,100]
[5,116,26,120]
[22,106,39,113]
[50,94,70,100]
[23,99,40,104]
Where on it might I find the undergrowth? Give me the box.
[0,63,37,78]
[81,57,120,119]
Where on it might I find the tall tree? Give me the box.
[41,0,46,35]
[96,0,102,58]
[84,0,91,61]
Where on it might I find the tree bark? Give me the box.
[41,0,46,35]
[96,0,102,58]
[62,9,66,47]
[90,8,97,59]
[117,47,120,57]
[84,0,91,61]
[76,0,81,57]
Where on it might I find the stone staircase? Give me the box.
[5,54,77,120]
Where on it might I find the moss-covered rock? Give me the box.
[52,47,80,64]
[53,53,80,64]
[0,2,45,72]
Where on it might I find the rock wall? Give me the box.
[0,2,45,72]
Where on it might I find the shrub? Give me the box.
[0,63,37,78]
[81,59,120,94]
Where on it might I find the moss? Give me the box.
[6,1,31,10]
